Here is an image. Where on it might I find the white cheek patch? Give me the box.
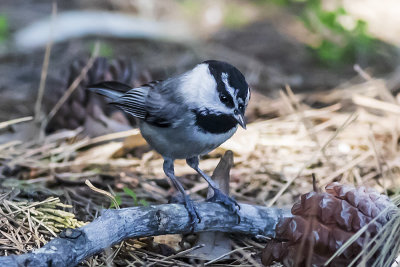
[181,64,231,114]
[182,64,217,106]
[221,72,238,99]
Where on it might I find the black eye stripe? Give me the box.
[217,86,235,108]
[205,60,248,109]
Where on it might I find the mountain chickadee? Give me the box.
[89,60,250,228]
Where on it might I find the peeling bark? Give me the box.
[0,203,291,267]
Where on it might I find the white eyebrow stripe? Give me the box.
[245,87,250,103]
[221,72,237,99]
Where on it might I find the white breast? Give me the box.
[139,121,238,159]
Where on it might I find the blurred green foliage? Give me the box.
[109,194,122,209]
[301,0,374,66]
[268,0,306,5]
[123,187,149,207]
[180,0,202,18]
[89,42,113,58]
[0,15,9,43]
[109,187,148,209]
[180,0,249,29]
[272,0,376,66]
[223,4,250,28]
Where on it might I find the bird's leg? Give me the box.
[186,156,240,222]
[163,157,201,229]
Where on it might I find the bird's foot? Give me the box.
[207,188,241,223]
[172,194,201,231]
[184,195,201,231]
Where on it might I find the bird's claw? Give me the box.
[169,193,201,230]
[207,188,241,224]
[182,195,201,231]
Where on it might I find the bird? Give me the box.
[88,60,250,228]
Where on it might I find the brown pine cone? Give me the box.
[44,57,151,136]
[262,182,398,266]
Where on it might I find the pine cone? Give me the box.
[262,182,398,266]
[44,57,151,135]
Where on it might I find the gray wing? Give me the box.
[143,78,187,128]
[99,78,186,127]
[88,81,149,119]
[110,87,149,119]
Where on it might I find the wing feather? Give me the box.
[89,81,132,93]
[89,77,187,127]
[110,88,150,119]
[144,78,187,128]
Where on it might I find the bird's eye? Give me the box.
[238,104,244,111]
[219,94,228,103]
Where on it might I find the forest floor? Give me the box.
[1,1,400,266]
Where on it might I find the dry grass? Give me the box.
[0,194,85,256]
[1,71,400,265]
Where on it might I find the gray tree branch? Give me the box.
[0,202,291,267]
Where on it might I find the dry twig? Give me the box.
[0,203,290,267]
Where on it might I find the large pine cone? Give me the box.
[262,182,398,266]
[44,57,151,135]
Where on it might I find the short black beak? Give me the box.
[234,112,246,129]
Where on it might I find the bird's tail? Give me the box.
[87,81,132,101]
